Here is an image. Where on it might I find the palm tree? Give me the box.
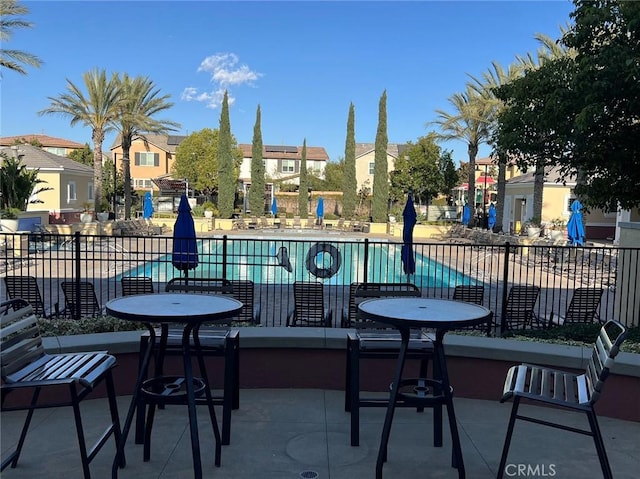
[470,61,525,232]
[39,69,120,212]
[114,73,179,219]
[432,85,492,227]
[0,152,52,210]
[0,0,42,75]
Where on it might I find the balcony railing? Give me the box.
[1,231,637,332]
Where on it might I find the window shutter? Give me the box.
[295,160,300,173]
[277,159,282,171]
[154,153,159,167]
[135,152,140,165]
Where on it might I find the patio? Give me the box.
[2,388,639,478]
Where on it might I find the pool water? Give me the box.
[123,238,474,288]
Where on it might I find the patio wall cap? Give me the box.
[41,328,640,378]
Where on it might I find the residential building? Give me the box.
[111,135,329,195]
[0,144,94,217]
[0,134,86,157]
[354,143,405,193]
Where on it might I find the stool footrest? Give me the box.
[395,378,453,406]
[141,375,206,405]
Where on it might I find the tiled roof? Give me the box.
[0,144,93,175]
[354,143,401,158]
[0,134,85,149]
[506,166,577,185]
[239,144,329,161]
[110,134,187,153]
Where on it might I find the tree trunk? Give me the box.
[533,163,545,222]
[467,143,478,227]
[495,155,507,233]
[122,137,132,220]
[92,129,104,213]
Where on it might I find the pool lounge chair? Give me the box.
[3,275,61,318]
[503,285,542,330]
[60,281,103,318]
[286,281,332,327]
[546,287,604,327]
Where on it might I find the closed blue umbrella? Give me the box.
[567,200,585,246]
[271,196,277,216]
[401,194,416,276]
[143,191,154,219]
[462,204,471,226]
[487,203,496,230]
[316,197,324,226]
[172,194,198,276]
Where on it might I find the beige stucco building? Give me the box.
[354,143,404,193]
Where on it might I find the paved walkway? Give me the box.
[2,389,639,478]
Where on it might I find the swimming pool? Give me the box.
[121,237,475,288]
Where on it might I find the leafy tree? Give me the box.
[342,102,357,218]
[67,143,93,167]
[249,105,265,215]
[0,0,42,75]
[11,137,42,148]
[390,135,443,205]
[439,150,458,200]
[457,161,472,187]
[0,152,52,210]
[102,157,124,210]
[217,91,236,218]
[432,84,492,226]
[298,139,308,218]
[371,90,389,222]
[113,73,179,219]
[173,129,219,196]
[40,69,120,212]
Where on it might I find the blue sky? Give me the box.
[1,1,575,164]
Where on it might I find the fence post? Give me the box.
[222,235,228,279]
[363,238,369,283]
[500,241,511,335]
[74,231,81,321]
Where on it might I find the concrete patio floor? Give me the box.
[2,389,639,479]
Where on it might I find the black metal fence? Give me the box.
[1,231,638,333]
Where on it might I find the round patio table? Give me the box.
[358,297,492,479]
[106,293,243,479]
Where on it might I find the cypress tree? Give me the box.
[249,105,265,215]
[342,102,357,219]
[298,139,308,219]
[371,90,389,222]
[217,90,235,218]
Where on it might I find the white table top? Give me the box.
[106,293,243,324]
[358,297,491,330]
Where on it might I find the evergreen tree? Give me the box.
[342,102,357,218]
[298,139,308,219]
[217,90,235,218]
[249,105,265,215]
[371,90,389,222]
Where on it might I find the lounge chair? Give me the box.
[546,287,604,327]
[286,281,332,327]
[452,285,489,333]
[344,282,433,446]
[0,299,123,478]
[60,280,103,318]
[3,275,61,318]
[292,216,301,229]
[228,280,261,324]
[503,285,541,330]
[498,320,628,479]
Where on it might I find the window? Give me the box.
[566,196,577,212]
[368,162,375,175]
[312,160,323,173]
[134,152,159,167]
[88,183,94,200]
[45,147,66,156]
[67,181,77,202]
[282,159,295,173]
[134,179,153,189]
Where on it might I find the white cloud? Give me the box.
[181,52,261,109]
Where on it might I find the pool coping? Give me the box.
[43,328,640,378]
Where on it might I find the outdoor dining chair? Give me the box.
[3,275,61,318]
[0,299,123,478]
[60,280,103,318]
[120,276,155,296]
[135,277,239,446]
[343,282,435,447]
[497,319,628,479]
[286,281,333,327]
[546,287,604,327]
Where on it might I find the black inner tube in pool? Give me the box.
[305,242,342,279]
